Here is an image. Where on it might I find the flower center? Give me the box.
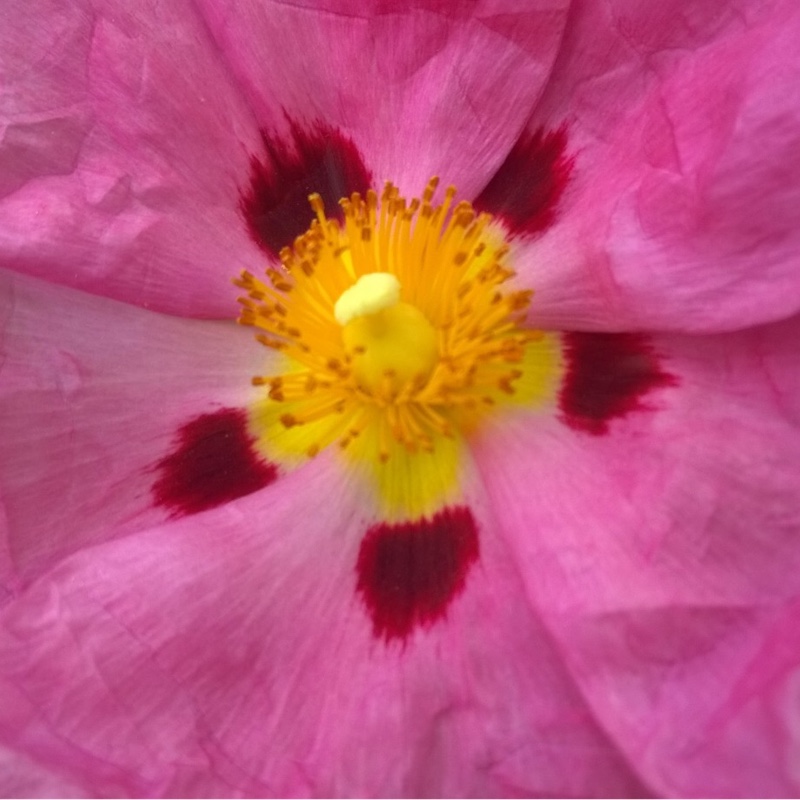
[236,178,546,463]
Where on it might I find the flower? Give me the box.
[1,0,800,797]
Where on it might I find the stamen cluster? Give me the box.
[236,178,539,460]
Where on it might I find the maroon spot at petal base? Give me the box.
[240,118,372,260]
[153,408,277,516]
[356,506,480,643]
[474,125,573,237]
[559,333,677,435]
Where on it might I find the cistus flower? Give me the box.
[1,0,799,796]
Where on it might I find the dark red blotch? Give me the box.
[559,333,677,435]
[356,506,479,643]
[240,118,372,260]
[153,408,277,516]
[475,125,573,237]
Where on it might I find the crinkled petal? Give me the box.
[0,269,271,589]
[473,316,800,795]
[0,744,90,798]
[193,0,571,198]
[0,457,650,797]
[0,0,265,317]
[511,0,800,332]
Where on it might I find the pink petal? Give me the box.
[0,744,90,798]
[0,269,272,587]
[192,0,571,198]
[473,315,800,794]
[511,0,800,332]
[0,458,649,797]
[0,0,265,317]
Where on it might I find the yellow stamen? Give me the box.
[239,179,561,516]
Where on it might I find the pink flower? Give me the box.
[1,0,799,796]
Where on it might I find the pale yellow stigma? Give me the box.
[235,177,552,470]
[334,272,400,325]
